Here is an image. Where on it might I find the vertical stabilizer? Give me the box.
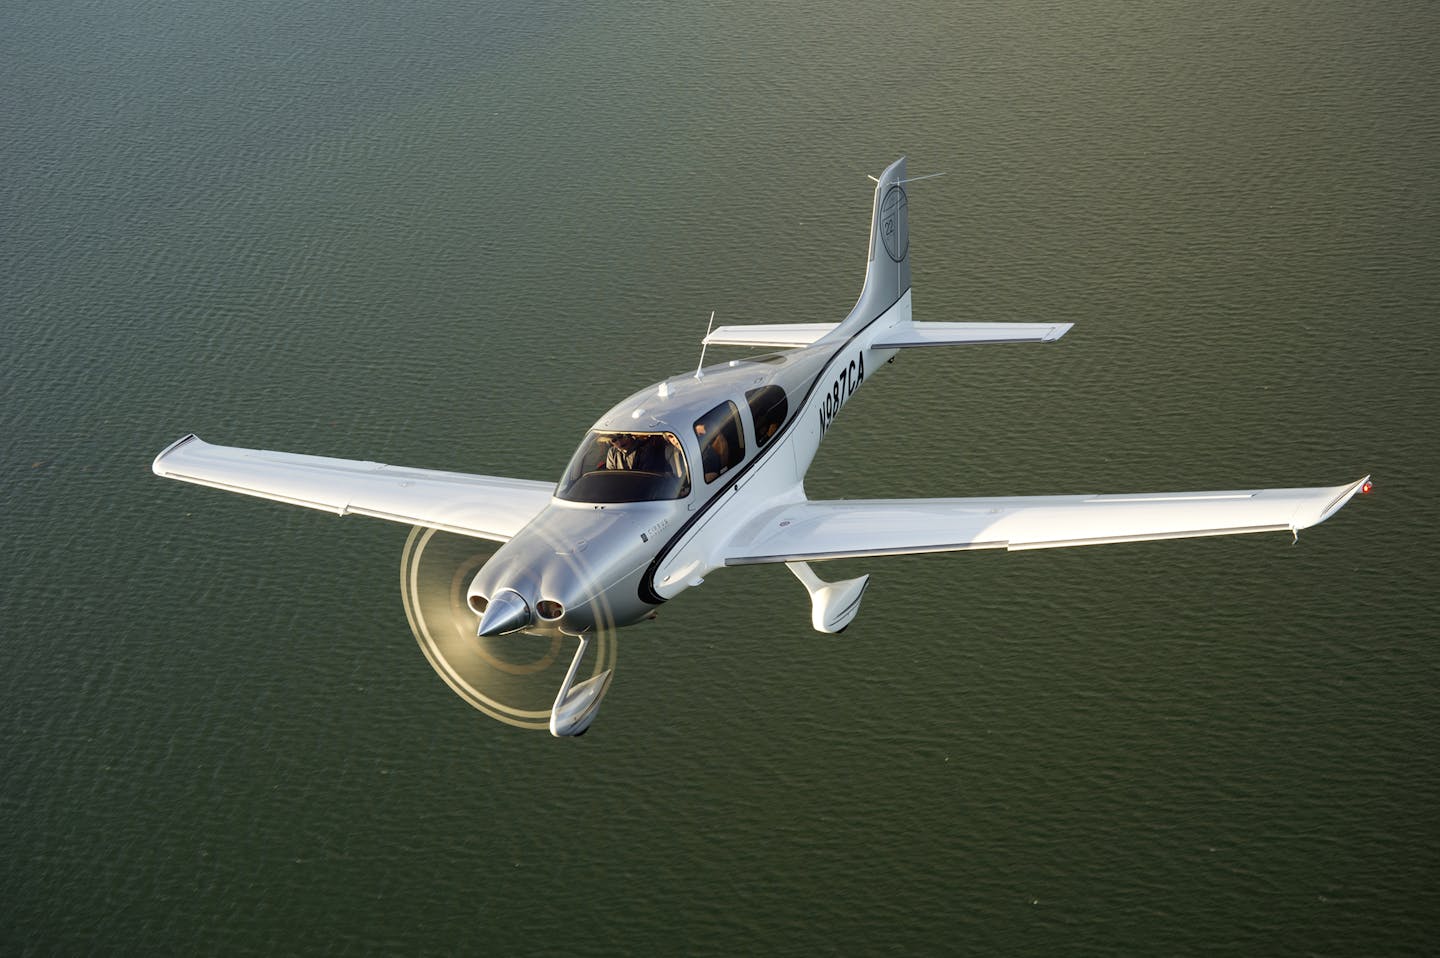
[839,157,912,333]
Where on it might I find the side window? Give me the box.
[693,401,746,484]
[745,385,787,448]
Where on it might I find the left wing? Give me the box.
[723,477,1370,565]
[153,434,554,541]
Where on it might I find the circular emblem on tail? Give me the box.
[880,185,909,262]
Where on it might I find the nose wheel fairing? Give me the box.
[549,634,614,737]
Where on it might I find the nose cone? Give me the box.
[476,589,532,637]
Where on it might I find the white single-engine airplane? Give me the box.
[154,157,1370,736]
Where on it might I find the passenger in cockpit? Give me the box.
[654,432,686,478]
[695,423,732,483]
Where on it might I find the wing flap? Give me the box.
[153,434,554,541]
[724,478,1369,565]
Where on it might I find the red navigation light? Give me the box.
[1361,480,1373,495]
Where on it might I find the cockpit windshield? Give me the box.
[556,431,692,503]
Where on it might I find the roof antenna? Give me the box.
[694,310,716,379]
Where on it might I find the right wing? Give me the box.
[152,434,554,541]
[723,478,1370,565]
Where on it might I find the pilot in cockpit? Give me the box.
[602,433,643,471]
[602,433,684,476]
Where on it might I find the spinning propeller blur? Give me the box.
[400,526,618,732]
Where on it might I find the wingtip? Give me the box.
[1311,474,1373,526]
[153,433,199,476]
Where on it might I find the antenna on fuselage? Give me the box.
[694,310,716,380]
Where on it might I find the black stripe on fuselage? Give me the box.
[637,291,907,605]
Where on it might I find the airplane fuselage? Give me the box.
[466,292,911,638]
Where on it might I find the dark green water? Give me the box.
[4,1,1437,953]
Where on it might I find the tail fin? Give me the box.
[843,156,912,331]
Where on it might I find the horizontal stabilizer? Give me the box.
[704,323,837,348]
[704,321,1072,350]
[152,434,554,541]
[724,477,1370,565]
[873,321,1073,348]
